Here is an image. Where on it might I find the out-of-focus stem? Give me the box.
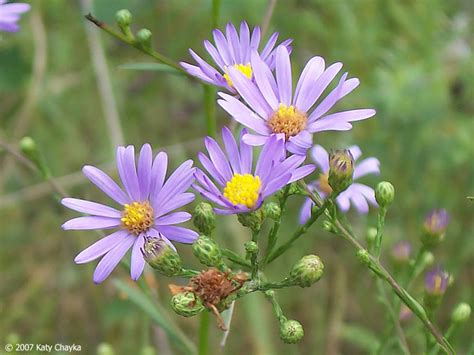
[374,206,387,258]
[203,85,217,137]
[198,311,210,355]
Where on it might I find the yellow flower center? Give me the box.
[318,173,333,195]
[223,173,261,208]
[267,104,308,140]
[223,63,253,88]
[121,201,154,235]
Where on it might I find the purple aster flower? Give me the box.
[180,21,292,91]
[424,266,449,296]
[300,145,380,223]
[61,144,198,284]
[193,127,315,214]
[424,209,449,235]
[218,46,376,155]
[391,240,412,263]
[0,0,30,33]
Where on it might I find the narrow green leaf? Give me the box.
[113,279,196,354]
[119,63,184,75]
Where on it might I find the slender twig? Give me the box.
[84,13,188,75]
[0,8,47,189]
[80,0,124,150]
[261,0,277,38]
[267,198,330,263]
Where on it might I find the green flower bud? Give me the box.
[237,210,264,232]
[19,136,50,178]
[193,202,216,235]
[289,255,324,287]
[328,149,354,193]
[356,249,371,266]
[322,220,337,233]
[366,227,377,247]
[420,251,434,268]
[192,235,223,267]
[279,319,304,344]
[170,291,205,317]
[115,9,132,27]
[97,343,115,355]
[142,237,182,276]
[375,181,395,207]
[451,302,471,323]
[244,241,258,254]
[136,28,152,49]
[263,202,281,220]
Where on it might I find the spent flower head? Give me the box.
[180,21,292,91]
[194,127,314,214]
[0,0,30,32]
[218,46,375,155]
[300,145,380,223]
[61,144,198,283]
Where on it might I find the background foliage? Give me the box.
[1,0,473,354]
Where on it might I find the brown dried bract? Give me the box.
[169,268,248,330]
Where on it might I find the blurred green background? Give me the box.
[1,0,473,354]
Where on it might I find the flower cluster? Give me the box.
[62,21,376,286]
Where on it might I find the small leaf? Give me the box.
[113,279,196,354]
[119,63,184,76]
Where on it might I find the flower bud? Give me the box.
[399,304,413,322]
[279,319,304,344]
[193,202,216,235]
[137,28,152,49]
[263,202,281,221]
[237,210,264,232]
[170,291,204,317]
[375,181,395,207]
[289,255,324,287]
[328,149,354,193]
[422,209,449,247]
[322,220,337,233]
[141,237,182,276]
[424,266,449,309]
[115,9,132,27]
[244,241,258,254]
[451,302,471,323]
[19,136,50,177]
[192,235,223,267]
[366,227,377,247]
[420,251,434,268]
[391,241,412,264]
[356,248,371,266]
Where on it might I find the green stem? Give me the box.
[374,206,387,258]
[203,85,217,137]
[198,312,210,355]
[222,248,251,268]
[262,186,290,267]
[332,217,454,355]
[84,14,190,75]
[267,198,331,264]
[250,229,261,279]
[263,290,285,323]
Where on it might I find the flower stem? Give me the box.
[203,85,217,137]
[198,311,210,355]
[374,206,387,258]
[222,248,251,268]
[262,186,290,268]
[332,217,454,354]
[84,13,190,76]
[266,198,330,264]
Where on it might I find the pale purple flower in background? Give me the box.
[424,208,449,235]
[300,145,380,223]
[61,144,198,283]
[0,0,30,32]
[218,46,376,155]
[180,21,292,91]
[391,240,412,263]
[424,266,450,296]
[193,127,314,214]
